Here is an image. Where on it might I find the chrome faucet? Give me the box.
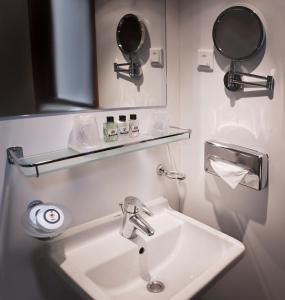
[119,197,155,239]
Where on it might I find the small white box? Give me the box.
[198,49,214,70]
[150,48,164,67]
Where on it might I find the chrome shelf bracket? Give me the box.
[7,146,23,164]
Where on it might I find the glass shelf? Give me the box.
[7,127,191,177]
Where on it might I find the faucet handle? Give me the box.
[142,203,153,216]
[121,197,140,214]
[124,196,140,209]
[123,197,153,216]
[119,202,124,214]
[119,202,138,214]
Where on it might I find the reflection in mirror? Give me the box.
[0,0,98,118]
[116,14,145,54]
[96,0,166,109]
[29,0,98,111]
[0,0,166,118]
[114,14,145,79]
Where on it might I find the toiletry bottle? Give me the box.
[118,115,129,137]
[129,114,139,137]
[103,116,118,142]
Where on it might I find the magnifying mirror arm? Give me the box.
[232,72,274,89]
[114,59,142,79]
[114,62,132,73]
[225,62,274,91]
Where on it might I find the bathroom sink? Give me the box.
[48,197,244,300]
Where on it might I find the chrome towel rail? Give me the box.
[157,164,186,181]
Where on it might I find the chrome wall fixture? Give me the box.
[22,200,71,239]
[114,14,145,79]
[204,140,268,190]
[157,164,186,181]
[114,61,142,79]
[213,6,274,92]
[119,196,154,239]
[224,61,274,92]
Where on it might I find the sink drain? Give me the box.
[146,281,165,293]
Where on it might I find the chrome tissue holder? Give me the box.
[204,140,268,190]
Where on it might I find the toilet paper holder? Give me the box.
[204,140,268,190]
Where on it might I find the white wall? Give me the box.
[179,1,285,299]
[95,0,167,108]
[0,1,180,299]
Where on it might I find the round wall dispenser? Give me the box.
[22,200,71,240]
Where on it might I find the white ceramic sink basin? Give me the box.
[49,197,244,300]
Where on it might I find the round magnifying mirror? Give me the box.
[116,14,145,55]
[213,6,265,61]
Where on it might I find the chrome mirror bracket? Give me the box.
[114,60,142,79]
[224,61,274,92]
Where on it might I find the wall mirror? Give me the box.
[0,0,166,118]
[213,6,273,91]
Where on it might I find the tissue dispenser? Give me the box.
[205,140,268,190]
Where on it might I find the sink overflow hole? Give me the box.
[146,281,165,293]
[139,247,145,254]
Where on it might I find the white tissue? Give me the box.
[210,159,249,189]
